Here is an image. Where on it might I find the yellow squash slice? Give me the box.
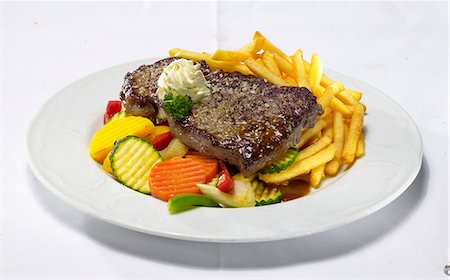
[102,151,113,174]
[89,116,154,163]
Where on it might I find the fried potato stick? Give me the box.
[356,132,365,158]
[211,49,250,62]
[292,49,311,90]
[342,103,365,163]
[261,51,282,77]
[259,144,335,184]
[296,118,327,148]
[253,31,291,62]
[239,38,264,57]
[308,54,324,95]
[311,164,326,188]
[273,53,296,78]
[245,58,289,86]
[317,82,345,109]
[297,135,332,161]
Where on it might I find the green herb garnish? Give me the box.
[163,92,193,121]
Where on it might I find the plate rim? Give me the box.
[26,58,423,243]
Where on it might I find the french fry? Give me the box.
[344,121,349,140]
[253,31,291,62]
[325,159,340,175]
[261,51,282,77]
[244,58,289,86]
[315,85,326,97]
[239,42,251,52]
[224,64,253,75]
[361,103,367,112]
[322,125,334,145]
[323,124,333,139]
[344,89,363,101]
[239,37,264,57]
[316,130,323,139]
[329,98,353,118]
[342,103,365,163]
[347,103,366,114]
[169,48,180,57]
[317,82,345,109]
[296,118,327,148]
[211,49,250,62]
[305,132,322,147]
[333,112,345,160]
[323,111,334,126]
[256,57,265,67]
[308,54,324,95]
[285,76,297,86]
[310,164,326,188]
[302,59,310,74]
[302,59,334,89]
[207,59,253,75]
[273,53,296,78]
[335,89,359,105]
[292,49,311,90]
[356,132,365,158]
[259,144,335,184]
[323,112,345,175]
[171,48,253,75]
[253,53,262,60]
[169,48,211,61]
[320,75,334,88]
[305,131,322,147]
[321,107,333,118]
[297,135,332,161]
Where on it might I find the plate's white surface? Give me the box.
[27,58,423,243]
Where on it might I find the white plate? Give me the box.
[27,58,423,243]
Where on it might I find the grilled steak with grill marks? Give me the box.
[120,58,323,177]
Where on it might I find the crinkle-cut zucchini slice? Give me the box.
[259,147,298,174]
[110,136,162,194]
[106,110,130,124]
[251,180,282,206]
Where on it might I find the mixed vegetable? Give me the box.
[90,101,289,214]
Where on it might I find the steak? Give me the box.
[120,58,323,177]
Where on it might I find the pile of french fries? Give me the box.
[169,31,365,188]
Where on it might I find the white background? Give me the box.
[1,1,449,279]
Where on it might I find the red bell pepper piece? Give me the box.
[217,160,234,193]
[152,132,173,151]
[103,112,110,124]
[103,100,122,124]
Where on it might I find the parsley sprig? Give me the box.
[163,92,193,121]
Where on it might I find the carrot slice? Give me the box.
[184,154,219,182]
[149,157,206,201]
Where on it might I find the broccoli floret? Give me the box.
[163,92,193,121]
